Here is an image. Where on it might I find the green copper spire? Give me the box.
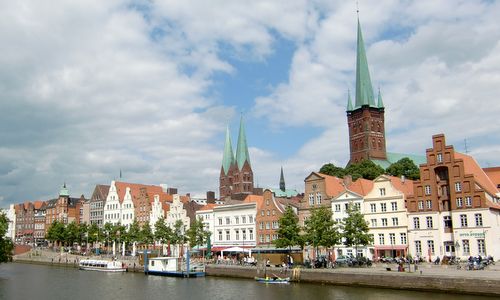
[235,115,251,170]
[355,18,376,108]
[59,182,69,197]
[377,87,384,108]
[347,89,354,112]
[221,126,235,175]
[279,166,286,191]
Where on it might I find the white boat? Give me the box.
[145,256,205,278]
[79,259,127,272]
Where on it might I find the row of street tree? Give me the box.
[45,217,210,256]
[274,204,372,257]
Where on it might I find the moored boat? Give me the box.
[145,256,205,278]
[79,259,127,272]
[255,276,290,284]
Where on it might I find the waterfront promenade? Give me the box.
[12,249,500,296]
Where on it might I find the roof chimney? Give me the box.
[401,175,405,183]
[343,175,353,187]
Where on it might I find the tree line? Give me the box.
[274,205,372,257]
[45,217,210,255]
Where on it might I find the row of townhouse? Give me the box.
[299,134,500,261]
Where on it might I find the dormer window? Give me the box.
[437,153,443,163]
[379,188,386,196]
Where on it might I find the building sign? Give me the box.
[458,232,485,238]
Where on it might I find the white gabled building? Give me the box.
[165,194,191,233]
[121,187,135,228]
[149,195,166,232]
[364,175,414,260]
[2,204,16,240]
[104,181,122,225]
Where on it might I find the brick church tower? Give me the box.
[346,19,387,165]
[219,116,254,200]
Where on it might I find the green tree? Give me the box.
[140,223,154,249]
[154,217,173,251]
[304,206,340,257]
[273,206,303,251]
[319,163,346,178]
[88,223,101,244]
[342,203,373,256]
[65,221,80,247]
[171,220,186,247]
[78,223,88,246]
[127,220,141,244]
[186,218,209,249]
[46,220,66,247]
[0,212,14,263]
[345,159,385,180]
[386,157,420,180]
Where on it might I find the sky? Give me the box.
[1,0,500,207]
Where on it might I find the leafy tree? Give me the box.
[273,206,303,251]
[304,206,340,257]
[342,203,373,256]
[0,212,14,263]
[171,220,186,246]
[46,220,66,247]
[319,163,346,178]
[345,159,385,180]
[78,223,88,245]
[154,217,172,246]
[127,220,141,245]
[186,218,209,249]
[88,223,101,244]
[140,223,154,249]
[386,157,420,180]
[65,221,80,246]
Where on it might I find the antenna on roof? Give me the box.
[464,138,469,154]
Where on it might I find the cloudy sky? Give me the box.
[1,0,500,206]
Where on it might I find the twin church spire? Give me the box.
[220,116,254,199]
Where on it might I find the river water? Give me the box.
[0,263,492,300]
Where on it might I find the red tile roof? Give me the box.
[483,167,500,190]
[316,173,346,198]
[198,203,219,211]
[455,153,499,196]
[349,178,374,196]
[387,176,414,198]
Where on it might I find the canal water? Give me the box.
[0,263,493,300]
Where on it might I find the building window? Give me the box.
[465,197,472,207]
[242,230,246,240]
[413,217,420,229]
[456,198,463,207]
[309,193,314,206]
[460,214,468,227]
[426,216,433,229]
[218,231,222,241]
[235,217,239,224]
[265,222,270,230]
[389,233,396,245]
[418,201,424,210]
[475,213,483,227]
[391,202,397,211]
[267,210,270,216]
[272,221,279,229]
[226,230,230,241]
[355,202,361,211]
[242,216,246,224]
[259,222,263,230]
[426,200,432,209]
[249,215,253,223]
[437,153,443,163]
[427,240,435,254]
[335,204,341,212]
[477,239,486,255]
[381,218,388,227]
[261,210,264,216]
[371,219,377,227]
[316,192,322,205]
[443,216,452,228]
[226,217,230,224]
[235,230,239,240]
[462,240,470,255]
[455,182,462,192]
[259,235,264,243]
[266,199,270,206]
[380,188,386,196]
[272,210,276,216]
[424,185,431,195]
[381,203,387,212]
[415,241,422,255]
[400,233,407,245]
[370,203,376,213]
[392,217,398,226]
[249,229,253,240]
[266,235,270,242]
[378,234,385,245]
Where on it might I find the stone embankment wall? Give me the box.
[206,265,500,297]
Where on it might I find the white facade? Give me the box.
[331,190,367,258]
[103,181,122,225]
[364,176,409,259]
[196,208,215,244]
[408,208,500,260]
[3,204,16,240]
[213,203,256,248]
[165,194,190,233]
[121,187,135,228]
[149,195,165,233]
